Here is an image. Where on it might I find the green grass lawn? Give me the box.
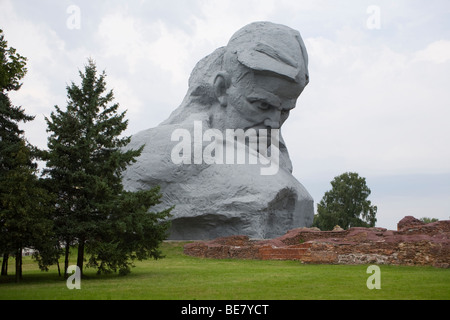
[0,241,449,300]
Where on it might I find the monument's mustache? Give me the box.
[170,121,280,175]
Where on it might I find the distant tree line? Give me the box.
[0,29,172,282]
[420,217,439,224]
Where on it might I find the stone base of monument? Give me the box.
[183,216,450,268]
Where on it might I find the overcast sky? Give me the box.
[1,0,449,229]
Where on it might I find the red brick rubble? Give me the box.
[183,216,450,268]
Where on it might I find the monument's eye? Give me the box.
[253,100,274,111]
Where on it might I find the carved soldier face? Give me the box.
[214,70,305,132]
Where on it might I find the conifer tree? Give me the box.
[0,29,52,281]
[44,59,171,276]
[0,28,33,183]
[1,141,53,281]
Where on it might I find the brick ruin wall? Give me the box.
[183,216,450,268]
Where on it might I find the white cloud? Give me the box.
[96,11,147,72]
[1,0,72,149]
[283,30,450,181]
[144,21,193,84]
[94,12,194,130]
[192,0,275,44]
[414,40,450,64]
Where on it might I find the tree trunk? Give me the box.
[15,247,22,282]
[64,241,70,279]
[55,244,61,277]
[77,239,85,276]
[56,259,61,277]
[1,253,8,276]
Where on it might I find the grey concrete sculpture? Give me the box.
[122,21,314,239]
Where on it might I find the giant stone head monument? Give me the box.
[122,21,314,239]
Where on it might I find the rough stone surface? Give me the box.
[122,22,313,240]
[183,216,450,268]
[397,216,425,231]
